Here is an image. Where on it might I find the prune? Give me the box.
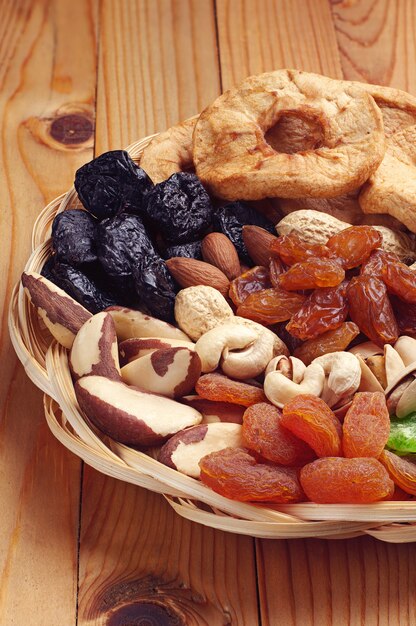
[342,392,390,458]
[133,256,176,322]
[286,282,349,340]
[97,213,156,278]
[300,457,394,503]
[229,266,272,307]
[195,373,267,407]
[293,322,360,365]
[379,450,416,495]
[51,209,97,266]
[75,150,153,220]
[51,262,117,313]
[281,394,343,457]
[347,276,398,346]
[165,240,202,260]
[237,287,306,324]
[382,260,416,303]
[270,233,336,265]
[144,172,213,244]
[278,258,345,290]
[242,403,315,465]
[387,414,416,454]
[199,447,305,503]
[213,201,275,263]
[41,255,57,282]
[326,225,382,269]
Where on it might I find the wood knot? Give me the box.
[50,114,93,145]
[107,602,185,626]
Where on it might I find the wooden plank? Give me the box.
[0,0,98,624]
[216,0,343,89]
[77,2,259,624]
[331,0,416,92]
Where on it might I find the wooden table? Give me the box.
[2,1,416,624]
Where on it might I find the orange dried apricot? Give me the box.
[281,394,343,457]
[195,373,267,407]
[347,276,398,346]
[286,282,348,340]
[326,225,382,269]
[379,450,416,496]
[278,258,345,291]
[229,266,271,307]
[300,457,394,503]
[293,322,360,366]
[242,403,315,466]
[342,392,390,458]
[199,447,305,503]
[237,287,306,325]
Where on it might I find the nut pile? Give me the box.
[22,69,416,507]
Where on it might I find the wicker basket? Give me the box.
[9,135,416,543]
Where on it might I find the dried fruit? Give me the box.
[269,258,286,287]
[242,225,277,266]
[382,260,416,303]
[390,297,416,335]
[75,150,153,220]
[286,282,349,340]
[360,248,400,278]
[51,209,97,266]
[237,287,306,325]
[326,225,382,269]
[387,413,416,454]
[342,392,390,458]
[281,394,343,457]
[132,256,176,322]
[242,403,315,465]
[293,322,360,365]
[165,240,202,260]
[300,457,394,503]
[195,373,267,407]
[229,266,271,307]
[347,276,398,346]
[212,201,275,263]
[144,172,213,244]
[199,447,304,503]
[278,258,345,291]
[270,233,335,265]
[51,262,117,313]
[379,450,416,495]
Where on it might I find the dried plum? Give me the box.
[213,201,275,263]
[144,172,213,244]
[51,209,97,266]
[165,240,202,260]
[51,262,117,313]
[97,213,156,278]
[41,255,58,282]
[133,256,176,321]
[75,150,153,220]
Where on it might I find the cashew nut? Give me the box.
[195,323,275,380]
[265,355,306,383]
[264,362,326,409]
[313,352,361,408]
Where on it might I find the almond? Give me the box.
[242,225,278,266]
[201,233,241,280]
[166,257,230,297]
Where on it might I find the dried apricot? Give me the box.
[360,249,400,279]
[270,233,335,265]
[382,260,416,303]
[293,322,360,366]
[347,276,398,346]
[286,282,348,340]
[326,225,382,269]
[278,258,345,291]
[281,394,342,457]
[300,457,394,503]
[195,373,267,407]
[379,450,416,495]
[242,403,315,466]
[237,287,306,325]
[199,447,304,503]
[342,392,390,458]
[229,266,271,307]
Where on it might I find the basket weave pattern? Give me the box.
[9,136,416,543]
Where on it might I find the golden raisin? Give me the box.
[326,225,382,269]
[237,287,306,325]
[278,258,345,291]
[229,266,271,307]
[286,282,348,340]
[347,276,398,346]
[293,322,360,366]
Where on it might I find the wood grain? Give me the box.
[77,2,259,624]
[0,0,97,623]
[215,0,343,89]
[331,0,416,92]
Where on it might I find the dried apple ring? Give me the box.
[140,116,197,183]
[193,69,385,200]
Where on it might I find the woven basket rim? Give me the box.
[9,132,416,543]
